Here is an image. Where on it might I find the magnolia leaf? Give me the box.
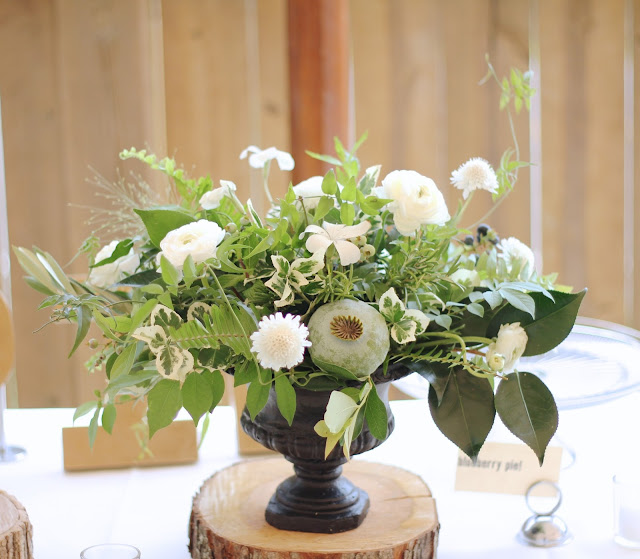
[182,372,214,426]
[90,240,134,268]
[309,356,359,381]
[274,374,297,426]
[495,372,558,465]
[391,319,417,344]
[109,344,138,380]
[324,390,359,434]
[147,379,182,438]
[379,288,405,322]
[134,208,194,247]
[101,403,117,435]
[429,368,495,461]
[364,384,388,441]
[116,270,161,287]
[412,361,451,405]
[488,289,586,356]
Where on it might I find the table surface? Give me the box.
[1,394,639,558]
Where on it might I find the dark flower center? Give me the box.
[330,315,363,341]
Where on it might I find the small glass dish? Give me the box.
[80,544,141,559]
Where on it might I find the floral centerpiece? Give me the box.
[15,65,584,534]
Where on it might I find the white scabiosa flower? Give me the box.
[450,157,499,200]
[88,240,140,288]
[240,145,295,171]
[158,220,225,268]
[499,237,535,272]
[250,313,311,370]
[373,170,450,235]
[485,322,528,372]
[200,180,237,210]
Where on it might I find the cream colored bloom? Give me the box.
[450,157,499,200]
[250,313,311,370]
[373,170,450,235]
[293,176,324,209]
[199,180,237,210]
[240,145,294,171]
[88,241,140,288]
[486,322,528,372]
[499,237,535,272]
[159,220,225,268]
[303,221,371,266]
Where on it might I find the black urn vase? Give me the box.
[241,366,408,534]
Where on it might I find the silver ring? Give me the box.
[525,480,562,516]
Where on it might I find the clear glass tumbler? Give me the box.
[80,544,141,559]
[613,474,640,549]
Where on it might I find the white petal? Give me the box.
[220,180,237,192]
[274,150,295,171]
[302,224,327,236]
[239,145,260,160]
[333,240,361,266]
[306,234,332,255]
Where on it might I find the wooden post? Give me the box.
[288,0,351,182]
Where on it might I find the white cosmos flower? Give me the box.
[450,157,499,200]
[88,240,140,288]
[239,145,295,171]
[250,313,311,370]
[200,180,237,210]
[485,322,528,372]
[499,237,535,272]
[303,221,371,266]
[373,170,450,235]
[158,220,225,268]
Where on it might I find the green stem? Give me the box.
[262,160,274,206]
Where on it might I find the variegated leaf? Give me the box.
[151,304,182,331]
[288,270,310,291]
[155,344,194,383]
[270,254,290,275]
[379,288,405,322]
[404,309,430,334]
[132,325,167,353]
[265,273,287,297]
[391,319,418,344]
[291,253,324,276]
[187,302,211,323]
[273,282,295,308]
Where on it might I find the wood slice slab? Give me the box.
[190,457,439,558]
[0,491,33,559]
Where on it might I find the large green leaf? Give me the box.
[109,344,138,380]
[246,369,273,420]
[147,379,182,437]
[364,384,388,441]
[428,368,495,461]
[203,369,226,412]
[182,372,214,425]
[495,372,558,465]
[134,208,194,247]
[487,289,586,356]
[274,374,297,426]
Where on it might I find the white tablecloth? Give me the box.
[1,395,639,558]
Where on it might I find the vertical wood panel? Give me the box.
[1,0,166,407]
[634,0,640,328]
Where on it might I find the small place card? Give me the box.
[455,442,562,495]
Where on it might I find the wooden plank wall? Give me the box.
[0,0,632,407]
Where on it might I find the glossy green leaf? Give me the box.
[134,208,194,247]
[203,369,226,412]
[428,368,495,461]
[495,372,558,465]
[309,356,359,381]
[364,384,388,441]
[101,403,117,435]
[90,240,134,268]
[246,370,273,420]
[274,374,297,426]
[182,372,214,426]
[160,254,180,286]
[487,289,586,356]
[147,379,182,438]
[109,344,138,380]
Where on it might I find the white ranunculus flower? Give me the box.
[88,241,140,288]
[485,322,528,372]
[250,313,311,370]
[373,170,450,236]
[200,180,237,210]
[239,145,295,171]
[450,157,499,200]
[450,268,480,286]
[293,176,324,209]
[159,219,225,268]
[499,237,535,272]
